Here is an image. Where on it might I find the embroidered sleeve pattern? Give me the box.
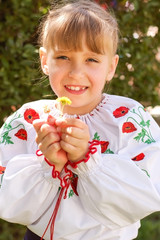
[112,104,157,177]
[121,106,155,144]
[0,111,24,144]
[113,105,156,144]
[0,108,40,145]
[93,132,114,154]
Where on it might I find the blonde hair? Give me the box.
[38,0,119,55]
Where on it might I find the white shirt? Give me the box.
[0,93,160,240]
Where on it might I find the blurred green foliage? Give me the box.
[0,0,160,239]
[0,0,52,126]
[0,219,26,240]
[112,0,160,107]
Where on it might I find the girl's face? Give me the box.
[40,41,119,115]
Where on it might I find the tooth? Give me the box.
[75,87,80,90]
[66,86,86,91]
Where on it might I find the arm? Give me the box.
[0,153,60,225]
[59,104,160,229]
[70,146,160,229]
[33,117,68,172]
[0,103,62,225]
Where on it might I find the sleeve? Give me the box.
[68,102,160,230]
[0,103,60,225]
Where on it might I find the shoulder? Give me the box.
[0,99,56,150]
[100,94,143,119]
[9,99,56,124]
[104,94,160,142]
[105,94,142,109]
[20,99,55,114]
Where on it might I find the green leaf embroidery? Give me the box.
[127,106,155,144]
[69,189,74,198]
[146,120,150,128]
[140,120,146,127]
[0,173,5,188]
[93,132,114,154]
[0,112,24,145]
[104,149,114,154]
[144,139,152,144]
[93,132,100,140]
[141,169,150,177]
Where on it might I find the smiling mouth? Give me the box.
[65,85,88,93]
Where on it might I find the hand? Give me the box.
[55,118,90,162]
[33,118,68,172]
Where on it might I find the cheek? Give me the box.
[48,66,61,81]
[48,71,59,90]
[90,70,107,88]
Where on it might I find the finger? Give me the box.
[55,118,86,129]
[47,115,56,126]
[60,140,87,161]
[42,142,61,162]
[60,132,89,153]
[61,133,80,146]
[33,119,46,132]
[63,126,89,140]
[60,140,78,155]
[38,131,60,151]
[36,124,59,144]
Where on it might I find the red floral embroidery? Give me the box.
[15,129,27,140]
[122,122,137,133]
[113,106,129,118]
[100,141,109,153]
[132,153,145,161]
[0,166,6,174]
[71,174,79,196]
[24,108,40,124]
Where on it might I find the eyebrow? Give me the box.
[53,49,104,56]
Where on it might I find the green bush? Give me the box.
[0,0,52,126]
[112,0,160,107]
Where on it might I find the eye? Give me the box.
[87,58,99,63]
[56,56,69,60]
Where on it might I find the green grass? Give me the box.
[135,212,160,240]
[0,212,160,240]
[0,219,26,240]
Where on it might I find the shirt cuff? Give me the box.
[67,140,103,176]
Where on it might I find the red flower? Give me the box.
[0,166,6,174]
[100,141,109,153]
[113,106,129,118]
[24,108,40,124]
[132,153,145,161]
[15,129,27,140]
[122,122,137,133]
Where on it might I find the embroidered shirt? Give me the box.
[0,93,160,240]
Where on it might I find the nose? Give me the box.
[68,63,84,79]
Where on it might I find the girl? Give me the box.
[0,1,160,240]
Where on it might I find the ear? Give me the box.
[106,54,119,82]
[39,47,49,75]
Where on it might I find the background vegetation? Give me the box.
[0,0,160,239]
